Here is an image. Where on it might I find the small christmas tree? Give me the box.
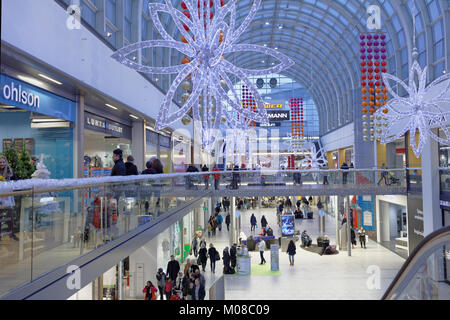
[1,148,19,172]
[15,146,35,180]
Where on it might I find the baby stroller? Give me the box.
[386,173,400,186]
[185,175,199,190]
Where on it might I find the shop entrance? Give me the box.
[84,130,131,177]
[379,201,408,258]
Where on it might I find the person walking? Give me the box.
[191,235,199,257]
[198,243,208,272]
[377,163,387,185]
[322,164,329,185]
[258,239,266,264]
[350,227,357,249]
[213,164,220,190]
[209,215,218,236]
[261,215,268,229]
[230,243,237,270]
[341,162,349,184]
[125,155,138,175]
[202,164,209,189]
[142,281,158,300]
[358,227,367,248]
[287,240,296,266]
[208,243,219,273]
[164,277,172,300]
[111,149,126,176]
[192,278,206,300]
[217,213,223,231]
[225,212,231,231]
[250,213,257,232]
[156,268,166,300]
[166,255,180,286]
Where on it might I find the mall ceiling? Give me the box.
[158,0,449,135]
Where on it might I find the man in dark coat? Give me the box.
[111,149,126,176]
[125,155,139,175]
[166,255,180,285]
[222,247,231,273]
[225,212,231,231]
[230,243,237,269]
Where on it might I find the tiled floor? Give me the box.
[198,204,406,300]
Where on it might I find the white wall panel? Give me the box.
[1,0,192,136]
[320,122,355,152]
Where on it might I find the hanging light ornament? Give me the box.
[182,115,191,125]
[360,33,388,141]
[374,1,450,158]
[111,0,294,146]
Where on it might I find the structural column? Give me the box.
[132,120,145,171]
[118,260,123,300]
[230,197,236,247]
[421,136,441,236]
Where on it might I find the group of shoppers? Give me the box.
[110,148,163,177]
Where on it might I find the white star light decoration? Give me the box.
[286,134,306,154]
[375,55,450,158]
[111,0,294,145]
[299,142,327,169]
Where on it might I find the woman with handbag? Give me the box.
[207,243,219,274]
[142,281,158,300]
[198,243,208,272]
[0,155,19,242]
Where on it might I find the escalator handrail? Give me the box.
[381,225,450,300]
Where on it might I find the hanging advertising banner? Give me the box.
[407,194,424,254]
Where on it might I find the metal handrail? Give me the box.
[382,226,450,300]
[0,168,417,196]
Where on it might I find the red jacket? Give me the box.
[165,281,172,293]
[213,166,220,180]
[142,286,158,300]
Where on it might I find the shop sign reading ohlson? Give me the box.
[85,112,131,139]
[0,74,76,122]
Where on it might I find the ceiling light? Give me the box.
[263,44,267,47]
[278,25,283,29]
[274,47,278,50]
[106,32,112,37]
[17,75,44,87]
[129,114,139,119]
[155,78,159,81]
[265,21,270,25]
[38,74,62,85]
[31,118,65,122]
[1,105,16,109]
[262,60,265,63]
[105,103,118,110]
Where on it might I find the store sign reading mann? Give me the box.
[2,82,40,108]
[267,110,290,121]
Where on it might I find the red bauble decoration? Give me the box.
[181,2,187,10]
[368,81,374,87]
[367,61,373,67]
[361,74,367,80]
[381,61,387,66]
[368,68,373,73]
[374,61,380,67]
[374,68,380,73]
[183,11,190,19]
[382,68,387,73]
[360,61,366,67]
[375,74,381,80]
[183,24,190,32]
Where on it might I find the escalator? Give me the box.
[382,226,450,299]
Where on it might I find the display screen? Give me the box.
[281,215,295,236]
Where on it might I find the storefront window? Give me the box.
[0,74,75,179]
[438,126,450,167]
[84,112,132,176]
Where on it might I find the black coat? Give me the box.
[142,168,156,174]
[166,260,180,281]
[208,247,218,261]
[229,246,237,266]
[125,162,138,175]
[111,158,126,176]
[287,243,296,255]
[199,247,208,263]
[261,216,268,228]
[192,284,206,300]
[222,250,231,267]
[225,214,230,225]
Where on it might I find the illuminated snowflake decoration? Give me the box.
[375,58,450,158]
[299,142,327,169]
[285,134,306,154]
[111,0,294,146]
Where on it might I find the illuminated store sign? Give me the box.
[267,110,290,121]
[2,82,40,108]
[265,104,283,109]
[85,112,131,138]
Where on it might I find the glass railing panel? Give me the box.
[0,192,33,297]
[395,242,450,300]
[31,187,85,280]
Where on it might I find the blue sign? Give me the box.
[0,74,76,122]
[281,215,295,236]
[357,196,375,231]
